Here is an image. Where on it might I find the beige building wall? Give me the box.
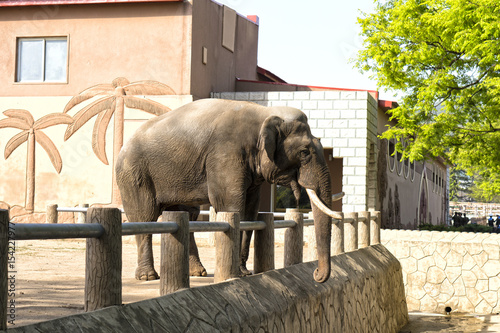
[0,0,263,216]
[190,0,259,99]
[377,107,448,228]
[0,95,192,213]
[0,2,193,97]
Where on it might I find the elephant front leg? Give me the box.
[239,185,261,276]
[135,234,159,280]
[240,230,253,276]
[189,232,207,276]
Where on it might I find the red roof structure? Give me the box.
[0,0,182,6]
[236,76,398,111]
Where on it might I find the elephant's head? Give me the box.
[258,108,341,283]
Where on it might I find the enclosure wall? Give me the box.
[5,244,408,332]
[383,229,500,314]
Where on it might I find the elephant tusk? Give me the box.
[306,188,343,220]
[332,191,344,202]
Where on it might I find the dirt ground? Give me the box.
[5,237,500,332]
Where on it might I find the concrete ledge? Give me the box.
[5,244,408,332]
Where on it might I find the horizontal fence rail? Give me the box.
[10,220,324,240]
[122,222,179,235]
[48,206,313,223]
[13,223,104,240]
[0,207,381,330]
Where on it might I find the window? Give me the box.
[410,160,415,182]
[387,139,396,172]
[16,37,68,83]
[404,158,410,179]
[222,6,236,52]
[396,146,403,176]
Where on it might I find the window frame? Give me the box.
[409,160,416,182]
[387,139,396,173]
[15,36,69,84]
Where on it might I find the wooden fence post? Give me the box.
[284,208,303,267]
[332,213,344,255]
[358,211,371,248]
[370,211,381,245]
[209,206,217,247]
[214,212,240,283]
[84,207,122,312]
[344,212,358,252]
[77,203,89,224]
[0,210,8,331]
[254,212,275,274]
[46,204,58,224]
[160,211,189,295]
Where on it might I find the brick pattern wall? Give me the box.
[211,91,379,212]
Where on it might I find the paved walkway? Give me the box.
[5,237,500,332]
[401,312,500,332]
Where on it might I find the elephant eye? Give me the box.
[299,149,311,161]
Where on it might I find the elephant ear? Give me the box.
[258,116,284,162]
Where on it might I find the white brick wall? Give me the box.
[211,90,379,213]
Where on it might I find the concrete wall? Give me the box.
[382,229,500,314]
[378,141,448,229]
[0,2,192,97]
[0,95,193,214]
[5,244,408,332]
[190,0,259,100]
[377,103,448,229]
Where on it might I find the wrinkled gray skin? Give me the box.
[116,99,333,283]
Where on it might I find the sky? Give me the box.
[215,0,396,101]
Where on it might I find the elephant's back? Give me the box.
[140,99,266,139]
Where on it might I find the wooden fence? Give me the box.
[0,207,381,330]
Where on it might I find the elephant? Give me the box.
[116,98,340,283]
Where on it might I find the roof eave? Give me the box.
[0,0,183,7]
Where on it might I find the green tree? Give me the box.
[356,0,500,199]
[469,172,500,202]
[449,167,473,202]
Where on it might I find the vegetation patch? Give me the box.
[418,223,496,233]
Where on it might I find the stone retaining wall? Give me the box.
[5,244,408,333]
[382,229,500,314]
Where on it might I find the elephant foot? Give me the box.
[135,267,159,281]
[189,256,207,277]
[239,264,252,277]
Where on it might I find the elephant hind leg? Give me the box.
[189,233,207,277]
[186,208,208,277]
[120,178,160,281]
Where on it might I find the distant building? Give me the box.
[0,0,447,227]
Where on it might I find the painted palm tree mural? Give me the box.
[63,77,176,203]
[0,110,73,212]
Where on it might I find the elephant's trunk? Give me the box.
[305,174,333,283]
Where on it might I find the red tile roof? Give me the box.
[0,0,182,7]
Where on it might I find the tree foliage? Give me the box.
[449,167,473,201]
[357,0,500,199]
